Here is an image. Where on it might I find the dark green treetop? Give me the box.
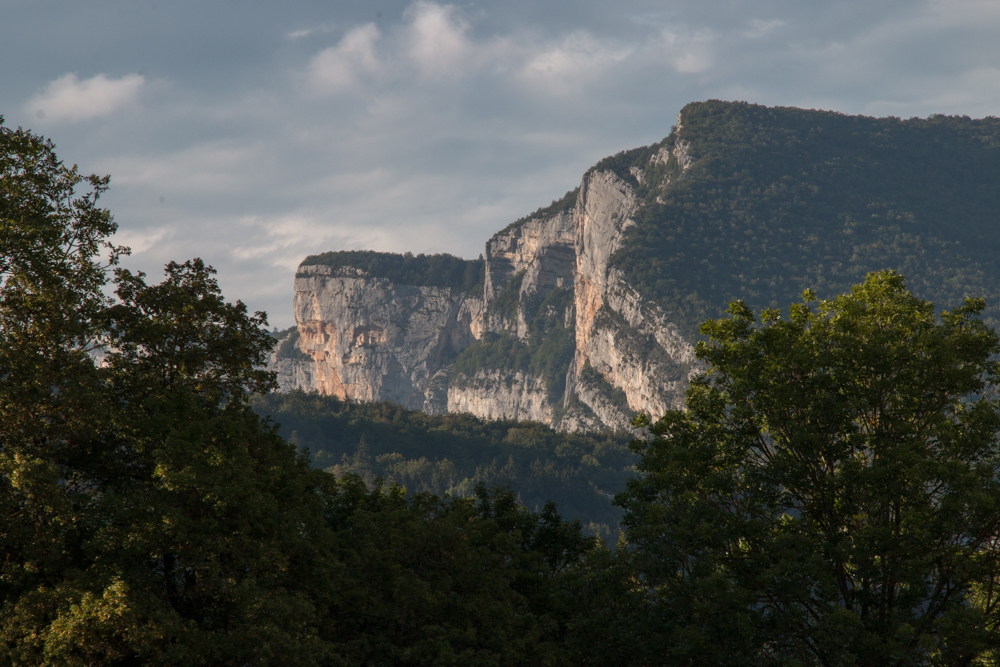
[0,119,599,666]
[618,271,1000,666]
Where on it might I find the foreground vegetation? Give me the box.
[4,118,1000,665]
[0,120,600,665]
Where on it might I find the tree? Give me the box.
[0,118,339,665]
[618,272,1000,666]
[0,118,130,664]
[322,479,596,666]
[0,119,600,666]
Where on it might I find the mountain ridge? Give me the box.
[270,100,1000,432]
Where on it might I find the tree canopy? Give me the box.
[299,250,484,293]
[618,271,1000,666]
[252,391,633,540]
[7,116,1000,666]
[0,119,598,666]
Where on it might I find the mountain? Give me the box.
[268,100,1000,432]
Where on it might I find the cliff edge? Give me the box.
[270,136,698,431]
[271,100,1000,431]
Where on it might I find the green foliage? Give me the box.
[524,287,578,405]
[0,121,600,666]
[618,272,1000,666]
[252,391,634,540]
[613,100,1000,338]
[593,145,657,181]
[324,478,598,666]
[452,330,530,380]
[301,249,485,293]
[0,115,337,661]
[488,269,526,320]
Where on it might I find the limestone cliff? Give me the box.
[276,263,473,413]
[271,117,700,432]
[272,101,1000,431]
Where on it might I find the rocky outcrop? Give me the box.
[270,356,318,393]
[290,264,468,410]
[447,370,551,423]
[273,117,701,432]
[485,209,576,303]
[562,168,696,428]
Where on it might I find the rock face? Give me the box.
[447,371,552,423]
[567,168,697,428]
[269,101,1000,429]
[485,210,577,301]
[279,264,469,412]
[271,121,699,432]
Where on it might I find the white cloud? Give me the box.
[743,18,785,39]
[26,73,144,122]
[405,1,472,78]
[921,0,1000,27]
[306,23,381,94]
[288,23,336,40]
[658,28,715,73]
[520,31,631,92]
[110,227,169,255]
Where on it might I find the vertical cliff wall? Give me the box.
[281,264,475,413]
[565,168,696,430]
[273,101,1000,431]
[271,117,700,432]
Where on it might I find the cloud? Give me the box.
[303,2,640,98]
[405,2,472,78]
[743,19,785,39]
[99,142,262,194]
[306,24,381,94]
[922,0,1000,27]
[288,23,336,40]
[111,227,169,255]
[520,31,631,93]
[26,73,144,122]
[657,27,716,73]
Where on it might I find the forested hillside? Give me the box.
[611,100,1000,336]
[300,249,485,293]
[252,392,633,540]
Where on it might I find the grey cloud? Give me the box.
[2,0,998,327]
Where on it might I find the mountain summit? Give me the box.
[271,100,1000,431]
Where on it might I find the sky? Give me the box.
[3,0,1000,328]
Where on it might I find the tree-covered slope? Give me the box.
[612,100,1000,337]
[300,249,484,293]
[252,391,634,540]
